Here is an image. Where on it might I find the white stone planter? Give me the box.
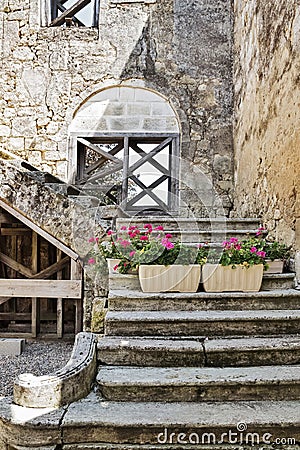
[202,264,264,292]
[107,258,121,273]
[265,259,284,274]
[138,264,201,293]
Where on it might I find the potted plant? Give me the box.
[262,241,290,273]
[90,223,208,292]
[202,237,267,292]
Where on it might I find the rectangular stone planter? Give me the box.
[202,264,264,293]
[265,259,284,274]
[138,264,201,293]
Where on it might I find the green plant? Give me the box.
[86,224,209,274]
[262,241,291,261]
[210,237,267,268]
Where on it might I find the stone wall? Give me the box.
[0,0,234,215]
[233,0,300,280]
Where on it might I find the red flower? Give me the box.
[140,235,149,241]
[154,225,164,231]
[165,233,173,239]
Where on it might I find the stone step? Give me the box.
[105,310,300,337]
[96,365,300,402]
[4,394,298,447]
[109,273,296,292]
[97,336,300,367]
[57,394,300,445]
[108,288,300,311]
[117,217,261,232]
[97,337,205,367]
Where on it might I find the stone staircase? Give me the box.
[1,218,300,449]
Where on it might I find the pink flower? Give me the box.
[229,237,239,244]
[88,258,96,264]
[140,235,149,241]
[113,264,119,271]
[197,244,204,248]
[120,226,127,231]
[107,230,113,236]
[222,240,229,247]
[88,237,95,243]
[235,244,241,250]
[144,224,153,233]
[129,226,137,231]
[256,226,265,236]
[95,237,99,242]
[120,239,131,247]
[250,246,257,253]
[155,225,164,231]
[161,238,174,249]
[257,251,266,258]
[129,251,136,257]
[165,233,173,239]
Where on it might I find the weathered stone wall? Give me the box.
[234,0,300,280]
[0,0,234,215]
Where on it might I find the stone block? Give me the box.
[126,102,151,116]
[91,297,106,333]
[8,137,24,151]
[108,117,142,131]
[0,338,25,355]
[0,125,10,137]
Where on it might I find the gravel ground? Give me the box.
[0,340,74,397]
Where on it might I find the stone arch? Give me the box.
[69,85,180,135]
[67,85,182,215]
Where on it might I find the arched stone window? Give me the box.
[68,86,180,215]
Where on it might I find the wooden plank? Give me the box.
[31,257,69,279]
[0,252,33,278]
[77,138,122,164]
[127,175,169,210]
[56,249,63,339]
[0,200,79,261]
[122,137,129,204]
[31,232,40,338]
[0,280,82,298]
[71,259,83,334]
[0,228,31,236]
[49,0,91,26]
[0,313,31,320]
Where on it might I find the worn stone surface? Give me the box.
[205,336,300,367]
[0,338,25,356]
[97,337,205,367]
[233,0,300,280]
[105,310,300,337]
[13,332,97,408]
[97,365,300,402]
[108,288,300,311]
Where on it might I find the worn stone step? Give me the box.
[97,336,300,367]
[261,273,295,290]
[57,394,300,445]
[117,217,261,232]
[105,310,300,337]
[96,365,300,402]
[108,288,300,311]
[97,337,205,367]
[2,393,299,447]
[205,335,300,367]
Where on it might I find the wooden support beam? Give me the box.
[77,138,122,164]
[49,0,91,26]
[0,279,82,298]
[56,249,64,339]
[0,252,33,278]
[0,199,79,261]
[31,257,69,279]
[128,137,172,175]
[0,228,31,236]
[31,232,40,338]
[71,259,83,334]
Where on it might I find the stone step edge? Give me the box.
[96,365,300,387]
[1,394,299,447]
[108,287,299,300]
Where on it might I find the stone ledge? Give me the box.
[13,332,97,408]
[0,338,25,356]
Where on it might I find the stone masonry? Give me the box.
[234,0,300,282]
[0,0,234,215]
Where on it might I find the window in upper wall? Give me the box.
[48,0,99,27]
